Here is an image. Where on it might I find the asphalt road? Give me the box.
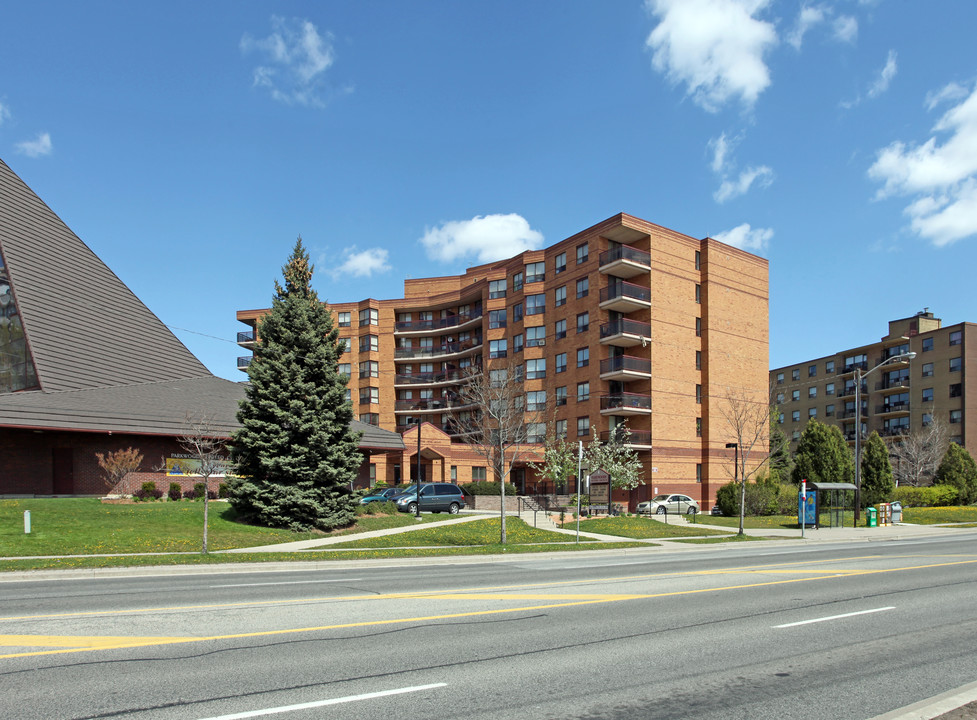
[2,535,977,720]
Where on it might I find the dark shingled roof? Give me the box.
[0,158,403,452]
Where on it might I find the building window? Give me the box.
[340,337,351,352]
[950,330,962,346]
[950,357,962,372]
[489,339,507,359]
[825,404,834,417]
[369,464,376,485]
[554,252,566,275]
[512,271,523,292]
[359,387,379,404]
[555,319,567,340]
[359,360,379,378]
[577,347,589,368]
[359,413,379,426]
[576,243,589,264]
[555,386,567,406]
[576,312,589,333]
[526,261,545,284]
[360,335,378,352]
[792,430,801,441]
[922,387,934,403]
[450,466,458,481]
[489,279,506,299]
[922,413,933,427]
[792,389,800,402]
[950,409,962,424]
[337,311,351,328]
[778,412,784,424]
[825,360,835,373]
[555,419,567,438]
[809,407,817,418]
[526,325,545,347]
[922,362,934,377]
[808,364,817,378]
[555,352,567,373]
[776,392,784,404]
[695,317,701,337]
[344,388,351,403]
[776,372,784,384]
[922,337,934,352]
[526,422,546,443]
[359,308,379,326]
[489,309,506,329]
[472,467,487,481]
[526,391,546,412]
[792,368,800,381]
[577,382,590,402]
[695,250,701,270]
[513,333,524,354]
[555,285,566,307]
[809,387,817,399]
[513,302,524,322]
[577,417,590,437]
[696,351,702,370]
[338,363,351,377]
[696,417,702,437]
[696,463,702,483]
[950,383,962,398]
[695,284,701,304]
[792,410,800,422]
[696,384,702,404]
[576,277,589,299]
[526,358,546,379]
[826,383,835,396]
[526,294,546,316]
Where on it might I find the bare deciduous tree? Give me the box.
[455,360,542,544]
[715,386,771,535]
[95,447,144,496]
[178,413,230,554]
[888,414,950,487]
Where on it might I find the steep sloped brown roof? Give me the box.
[0,158,211,391]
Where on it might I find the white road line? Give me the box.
[774,606,895,628]
[210,579,364,588]
[196,683,448,719]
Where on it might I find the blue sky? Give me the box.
[2,1,975,381]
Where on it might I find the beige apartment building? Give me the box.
[771,311,975,456]
[237,213,769,509]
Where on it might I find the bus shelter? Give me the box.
[805,482,857,529]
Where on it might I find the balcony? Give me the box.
[876,401,910,416]
[875,378,910,392]
[237,330,255,347]
[881,426,910,438]
[394,338,483,360]
[600,355,652,382]
[838,361,868,376]
[237,356,251,370]
[600,393,652,416]
[598,246,651,279]
[599,429,652,447]
[876,353,911,368]
[394,311,483,335]
[599,281,651,313]
[394,397,473,413]
[393,370,467,387]
[599,319,652,348]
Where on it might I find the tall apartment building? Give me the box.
[770,311,975,456]
[237,213,769,508]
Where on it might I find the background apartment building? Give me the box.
[771,311,975,457]
[238,213,769,509]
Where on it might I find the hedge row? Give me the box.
[892,485,958,507]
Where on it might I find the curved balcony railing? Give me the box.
[237,356,252,368]
[599,429,652,445]
[394,339,482,359]
[394,397,471,412]
[394,370,467,385]
[394,310,483,333]
[237,330,255,343]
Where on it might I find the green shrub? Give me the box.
[459,481,502,496]
[715,477,790,516]
[168,482,182,502]
[218,483,228,499]
[354,501,398,516]
[133,482,163,501]
[182,487,197,499]
[892,485,959,507]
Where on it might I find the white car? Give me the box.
[637,494,700,516]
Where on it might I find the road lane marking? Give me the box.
[210,579,364,588]
[774,606,896,628]
[195,683,447,719]
[0,634,196,648]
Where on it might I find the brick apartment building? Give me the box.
[770,310,975,457]
[238,213,769,509]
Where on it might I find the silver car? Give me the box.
[637,493,700,516]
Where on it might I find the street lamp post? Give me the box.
[853,351,916,522]
[725,442,740,535]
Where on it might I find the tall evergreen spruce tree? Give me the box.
[230,239,361,531]
[791,420,854,486]
[860,431,894,507]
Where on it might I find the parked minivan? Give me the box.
[395,483,466,514]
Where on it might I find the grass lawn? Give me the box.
[672,535,771,544]
[572,516,732,539]
[694,514,804,530]
[327,517,595,548]
[901,506,977,524]
[0,498,449,557]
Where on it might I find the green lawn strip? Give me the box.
[901,507,977,524]
[0,542,651,572]
[573,516,732,539]
[326,517,584,548]
[671,535,771,544]
[0,498,444,556]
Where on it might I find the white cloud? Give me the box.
[714,165,774,203]
[709,132,732,173]
[867,50,897,99]
[925,81,969,112]
[712,223,773,252]
[868,81,977,246]
[787,5,826,51]
[330,247,392,278]
[14,132,52,158]
[419,214,544,265]
[241,16,335,106]
[644,0,777,113]
[0,101,10,127]
[832,15,858,44]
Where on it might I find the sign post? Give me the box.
[576,441,583,544]
[800,480,806,539]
